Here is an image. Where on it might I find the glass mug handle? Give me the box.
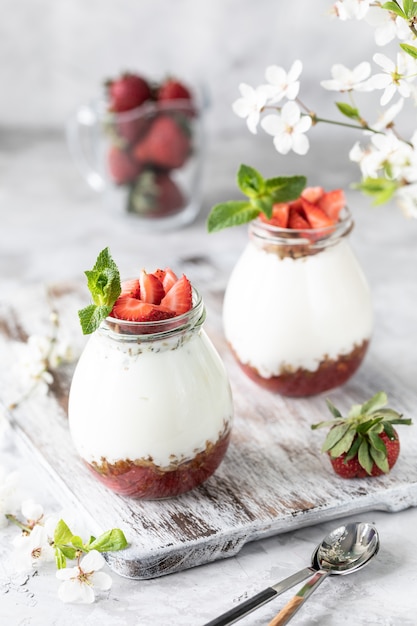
[66,104,106,192]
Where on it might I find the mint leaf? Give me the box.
[206,166,306,232]
[265,175,306,202]
[78,304,113,335]
[88,528,128,552]
[78,247,121,334]
[207,201,260,232]
[237,164,266,197]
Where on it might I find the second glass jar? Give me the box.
[223,208,373,396]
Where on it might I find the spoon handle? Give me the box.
[203,566,315,626]
[267,570,329,626]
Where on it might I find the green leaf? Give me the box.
[328,427,357,458]
[326,398,343,418]
[207,201,260,232]
[358,438,373,475]
[381,1,407,18]
[354,177,398,206]
[356,418,383,435]
[383,421,396,440]
[237,164,266,198]
[345,435,361,462]
[88,528,128,553]
[251,196,274,218]
[370,446,389,474]
[70,535,84,549]
[368,431,387,454]
[322,423,351,453]
[336,102,361,121]
[59,545,78,560]
[403,0,417,17]
[360,391,388,415]
[55,547,67,570]
[54,519,74,546]
[311,419,344,431]
[78,304,113,335]
[266,175,307,203]
[78,247,121,335]
[400,42,417,59]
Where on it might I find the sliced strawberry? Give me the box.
[152,268,179,293]
[112,298,175,322]
[288,206,310,230]
[260,203,290,228]
[139,270,164,304]
[318,189,346,222]
[162,268,178,293]
[301,186,324,204]
[301,199,335,229]
[160,274,192,315]
[120,278,141,299]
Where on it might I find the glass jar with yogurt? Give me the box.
[68,286,233,499]
[223,207,372,396]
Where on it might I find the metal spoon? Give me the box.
[268,521,380,626]
[203,521,379,626]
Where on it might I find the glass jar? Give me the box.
[68,287,233,499]
[223,208,372,397]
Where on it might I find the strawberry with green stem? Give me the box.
[312,392,412,478]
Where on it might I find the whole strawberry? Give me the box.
[133,115,191,169]
[106,72,152,112]
[312,392,412,478]
[157,77,192,102]
[107,145,142,185]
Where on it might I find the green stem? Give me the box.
[5,514,31,533]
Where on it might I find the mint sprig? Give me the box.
[78,247,121,334]
[207,164,306,232]
[53,519,128,569]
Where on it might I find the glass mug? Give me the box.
[66,87,207,231]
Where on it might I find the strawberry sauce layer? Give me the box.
[86,430,231,499]
[233,340,369,397]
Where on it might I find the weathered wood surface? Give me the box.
[1,281,416,580]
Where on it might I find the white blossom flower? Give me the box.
[232,83,268,134]
[365,6,411,46]
[12,523,55,571]
[56,550,112,604]
[261,101,312,155]
[349,141,383,178]
[370,52,417,105]
[396,184,417,218]
[321,61,373,92]
[0,467,20,527]
[261,60,303,103]
[333,0,371,20]
[370,98,404,131]
[350,132,413,179]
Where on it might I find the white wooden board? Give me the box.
[0,282,416,580]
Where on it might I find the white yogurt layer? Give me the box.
[223,238,373,378]
[68,328,233,467]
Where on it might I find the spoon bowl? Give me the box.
[204,521,379,626]
[268,522,379,626]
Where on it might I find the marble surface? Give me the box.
[1,125,417,626]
